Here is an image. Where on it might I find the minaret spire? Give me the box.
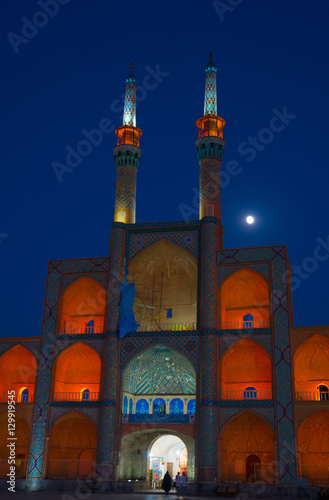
[113,63,142,224]
[196,53,226,248]
[204,52,217,116]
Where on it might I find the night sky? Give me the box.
[1,0,329,338]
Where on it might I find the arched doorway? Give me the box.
[149,435,187,489]
[246,454,261,482]
[221,412,275,483]
[0,345,36,400]
[119,430,195,484]
[0,413,30,478]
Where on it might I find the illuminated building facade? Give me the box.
[0,55,329,494]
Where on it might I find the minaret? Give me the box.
[113,63,142,224]
[196,53,225,247]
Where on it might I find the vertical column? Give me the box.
[26,264,59,488]
[198,218,218,483]
[97,224,125,480]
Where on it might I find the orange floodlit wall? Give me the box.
[53,343,101,395]
[221,339,272,396]
[0,345,36,398]
[221,412,275,482]
[297,410,329,484]
[220,268,270,327]
[59,277,105,333]
[47,411,97,478]
[0,413,30,477]
[294,335,329,395]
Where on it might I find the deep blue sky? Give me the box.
[1,0,329,337]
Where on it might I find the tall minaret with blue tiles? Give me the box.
[113,63,142,224]
[196,53,225,247]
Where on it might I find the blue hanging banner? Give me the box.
[118,283,139,338]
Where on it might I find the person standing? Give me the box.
[162,471,172,495]
[181,471,187,497]
[175,471,182,497]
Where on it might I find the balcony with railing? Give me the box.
[222,389,272,400]
[53,391,99,402]
[220,320,270,331]
[59,326,103,335]
[0,393,34,403]
[296,390,329,401]
[136,322,197,332]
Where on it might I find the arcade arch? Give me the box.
[59,277,105,334]
[0,345,36,401]
[47,411,96,479]
[221,339,272,400]
[294,335,329,399]
[128,239,197,331]
[220,268,270,329]
[119,429,195,483]
[0,413,30,478]
[53,343,101,400]
[221,412,275,483]
[297,410,329,485]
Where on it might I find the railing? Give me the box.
[137,322,196,332]
[300,465,329,486]
[59,326,103,334]
[222,389,272,400]
[220,320,269,330]
[0,393,34,403]
[296,391,329,401]
[53,392,99,401]
[47,460,94,479]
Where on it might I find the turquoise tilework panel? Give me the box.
[106,227,125,332]
[199,406,217,481]
[218,263,270,287]
[201,336,216,399]
[201,221,217,329]
[60,273,109,294]
[97,405,116,478]
[0,341,40,357]
[102,337,119,400]
[217,246,286,265]
[120,336,199,372]
[128,229,199,262]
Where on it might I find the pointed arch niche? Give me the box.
[298,410,329,485]
[121,344,196,414]
[221,339,272,400]
[294,335,329,400]
[47,411,97,479]
[59,277,105,334]
[219,268,270,330]
[52,343,101,401]
[128,239,197,331]
[221,412,275,483]
[0,345,36,401]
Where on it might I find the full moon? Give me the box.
[246,216,254,224]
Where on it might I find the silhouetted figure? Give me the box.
[162,471,172,495]
[175,471,182,497]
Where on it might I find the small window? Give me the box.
[20,388,29,403]
[243,314,253,328]
[318,385,329,401]
[82,389,90,401]
[244,387,257,399]
[86,320,94,334]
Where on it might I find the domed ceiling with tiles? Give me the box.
[122,344,196,395]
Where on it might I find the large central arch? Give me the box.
[119,429,195,483]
